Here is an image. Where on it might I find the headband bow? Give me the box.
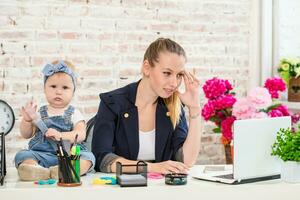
[42,61,76,90]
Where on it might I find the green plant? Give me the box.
[271,128,300,161]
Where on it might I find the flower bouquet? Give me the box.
[201,77,289,164]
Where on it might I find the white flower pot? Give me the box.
[281,161,300,183]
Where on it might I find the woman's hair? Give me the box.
[143,38,186,129]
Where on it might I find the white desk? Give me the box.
[1,165,300,200]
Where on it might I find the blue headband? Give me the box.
[42,61,76,90]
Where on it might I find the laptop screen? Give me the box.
[233,116,291,179]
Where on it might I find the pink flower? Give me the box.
[268,109,284,117]
[264,77,286,99]
[275,105,290,116]
[268,105,290,117]
[201,101,215,120]
[212,95,237,110]
[247,87,272,109]
[224,80,233,91]
[292,113,300,124]
[232,98,256,119]
[202,78,233,99]
[221,117,236,141]
[216,111,226,122]
[252,112,268,119]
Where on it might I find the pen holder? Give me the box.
[57,154,81,187]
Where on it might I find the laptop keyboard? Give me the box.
[215,173,234,179]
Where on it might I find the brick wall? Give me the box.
[0,0,255,167]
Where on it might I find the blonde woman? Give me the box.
[92,38,201,174]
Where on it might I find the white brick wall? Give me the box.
[0,0,255,167]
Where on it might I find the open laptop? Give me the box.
[193,116,291,184]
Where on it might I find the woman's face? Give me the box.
[144,51,186,98]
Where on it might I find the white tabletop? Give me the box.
[1,165,300,200]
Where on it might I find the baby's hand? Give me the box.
[45,128,61,141]
[21,101,39,122]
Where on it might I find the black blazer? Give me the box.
[92,81,188,172]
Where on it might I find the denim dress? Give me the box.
[15,105,95,169]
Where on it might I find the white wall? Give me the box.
[276,0,300,61]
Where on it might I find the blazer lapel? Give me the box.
[155,100,173,161]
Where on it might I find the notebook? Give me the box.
[193,116,291,184]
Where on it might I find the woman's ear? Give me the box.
[142,60,151,77]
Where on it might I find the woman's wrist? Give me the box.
[188,106,201,119]
[146,162,155,172]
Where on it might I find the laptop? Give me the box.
[193,116,291,184]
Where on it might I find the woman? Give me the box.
[92,38,201,174]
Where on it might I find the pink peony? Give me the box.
[252,112,268,119]
[202,78,233,99]
[221,117,236,141]
[224,80,233,91]
[292,112,300,132]
[216,111,226,122]
[212,95,237,110]
[232,98,256,119]
[264,77,286,99]
[292,113,300,124]
[275,105,290,116]
[268,105,290,118]
[201,101,215,120]
[268,109,284,117]
[247,87,272,109]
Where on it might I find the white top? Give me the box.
[137,129,156,161]
[47,108,85,125]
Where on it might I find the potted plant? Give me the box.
[278,58,300,102]
[271,128,300,183]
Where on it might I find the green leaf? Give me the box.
[266,103,281,112]
[271,128,300,161]
[209,116,221,123]
[213,127,221,133]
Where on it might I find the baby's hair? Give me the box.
[51,60,76,71]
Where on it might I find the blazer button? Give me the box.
[124,113,129,118]
[166,112,170,117]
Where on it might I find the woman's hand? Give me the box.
[177,71,201,109]
[147,160,190,174]
[21,101,39,122]
[45,128,62,141]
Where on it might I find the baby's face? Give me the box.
[44,72,74,109]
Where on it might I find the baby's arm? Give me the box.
[45,121,86,143]
[45,108,86,142]
[20,119,35,139]
[20,101,38,139]
[64,120,86,142]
